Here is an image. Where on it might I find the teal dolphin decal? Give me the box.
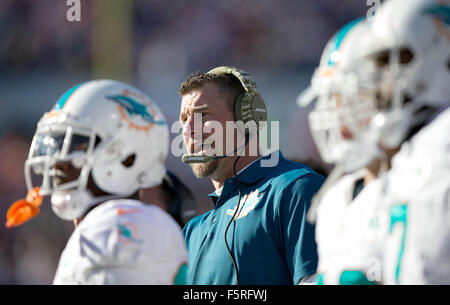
[117,223,144,244]
[107,94,166,125]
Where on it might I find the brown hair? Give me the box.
[178,71,244,112]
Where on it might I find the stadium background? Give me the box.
[0,0,368,284]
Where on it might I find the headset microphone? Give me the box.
[181,135,251,164]
[181,154,222,164]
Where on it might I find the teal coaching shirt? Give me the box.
[183,151,325,285]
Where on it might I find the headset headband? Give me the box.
[207,66,267,128]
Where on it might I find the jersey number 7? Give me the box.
[388,204,408,284]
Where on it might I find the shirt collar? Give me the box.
[209,150,284,201]
[213,156,263,197]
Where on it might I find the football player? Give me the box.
[302,0,450,284]
[339,0,450,284]
[6,79,189,284]
[298,18,385,285]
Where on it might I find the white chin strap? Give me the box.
[51,189,129,220]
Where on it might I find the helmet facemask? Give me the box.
[346,0,450,149]
[344,44,439,150]
[308,70,381,173]
[26,124,96,194]
[24,121,104,220]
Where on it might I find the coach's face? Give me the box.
[180,82,235,178]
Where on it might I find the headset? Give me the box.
[181,66,267,164]
[181,66,267,285]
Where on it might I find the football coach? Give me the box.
[178,66,324,285]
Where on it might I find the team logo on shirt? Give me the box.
[226,189,264,220]
[116,222,144,244]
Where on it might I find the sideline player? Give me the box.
[6,79,188,284]
[340,0,450,284]
[298,18,385,284]
[301,0,450,284]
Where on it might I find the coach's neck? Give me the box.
[210,151,261,191]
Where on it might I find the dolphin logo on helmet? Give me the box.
[106,94,166,126]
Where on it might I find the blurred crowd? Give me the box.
[0,0,367,284]
[0,0,368,74]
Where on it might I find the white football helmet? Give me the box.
[300,18,381,173]
[25,79,169,220]
[341,0,450,149]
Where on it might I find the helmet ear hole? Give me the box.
[399,47,414,65]
[94,135,102,148]
[373,50,390,67]
[121,154,136,168]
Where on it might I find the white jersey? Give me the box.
[379,107,450,284]
[53,199,188,285]
[315,169,385,284]
[316,108,450,285]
